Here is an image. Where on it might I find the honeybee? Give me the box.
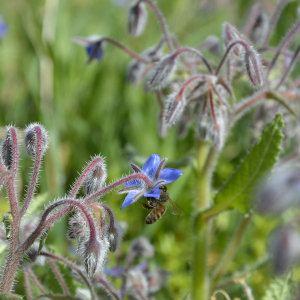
[140,185,185,224]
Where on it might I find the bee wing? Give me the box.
[165,199,185,216]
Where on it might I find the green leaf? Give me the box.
[262,271,297,300]
[38,228,51,254]
[29,193,49,214]
[2,212,12,239]
[213,114,284,214]
[0,293,23,300]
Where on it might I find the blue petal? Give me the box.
[120,191,137,209]
[124,179,142,187]
[160,168,183,184]
[105,266,125,278]
[144,186,161,199]
[142,154,161,178]
[86,44,103,60]
[0,16,8,39]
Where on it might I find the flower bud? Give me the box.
[67,226,85,240]
[130,237,154,258]
[147,269,170,293]
[222,22,245,56]
[126,269,149,299]
[1,130,13,170]
[248,5,268,44]
[128,1,147,36]
[243,48,264,88]
[165,93,186,125]
[256,166,300,214]
[107,227,121,253]
[176,108,191,138]
[127,42,164,85]
[24,123,48,158]
[83,159,107,195]
[82,238,101,276]
[198,35,221,57]
[270,225,300,275]
[146,55,176,90]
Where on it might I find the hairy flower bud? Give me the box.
[126,269,149,299]
[24,123,48,158]
[128,1,147,36]
[146,55,176,90]
[165,93,186,125]
[270,225,300,275]
[176,108,191,138]
[198,35,221,57]
[248,5,268,44]
[147,269,170,293]
[67,226,85,240]
[243,48,264,88]
[82,238,102,276]
[107,226,121,253]
[83,159,107,195]
[130,237,154,258]
[223,22,245,56]
[256,166,300,214]
[1,130,13,170]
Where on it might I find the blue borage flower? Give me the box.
[73,35,105,63]
[119,154,183,209]
[0,15,8,39]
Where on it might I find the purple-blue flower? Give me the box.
[73,35,105,63]
[119,154,183,210]
[0,16,8,39]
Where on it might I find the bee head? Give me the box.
[159,184,167,192]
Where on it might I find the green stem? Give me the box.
[211,214,252,290]
[191,143,219,300]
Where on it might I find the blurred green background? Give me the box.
[0,0,299,299]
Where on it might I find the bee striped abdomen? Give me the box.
[145,204,166,224]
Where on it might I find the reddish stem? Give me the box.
[139,0,173,52]
[179,75,209,99]
[20,126,43,217]
[262,0,291,47]
[171,47,213,73]
[267,19,300,77]
[18,199,97,255]
[275,42,300,90]
[39,251,95,300]
[68,156,103,198]
[27,268,46,294]
[47,257,70,295]
[103,37,149,63]
[208,87,219,131]
[24,270,33,300]
[215,39,251,75]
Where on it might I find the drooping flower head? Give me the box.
[119,154,183,209]
[73,35,105,63]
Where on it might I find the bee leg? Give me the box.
[139,202,153,211]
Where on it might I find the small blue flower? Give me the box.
[0,16,8,39]
[120,154,183,209]
[73,35,105,63]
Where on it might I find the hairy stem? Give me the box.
[139,0,173,52]
[211,214,252,290]
[191,144,219,299]
[27,268,46,294]
[39,252,95,300]
[216,39,251,75]
[172,47,213,73]
[20,126,43,217]
[103,37,150,63]
[47,258,70,295]
[24,270,33,300]
[262,0,291,47]
[95,275,122,300]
